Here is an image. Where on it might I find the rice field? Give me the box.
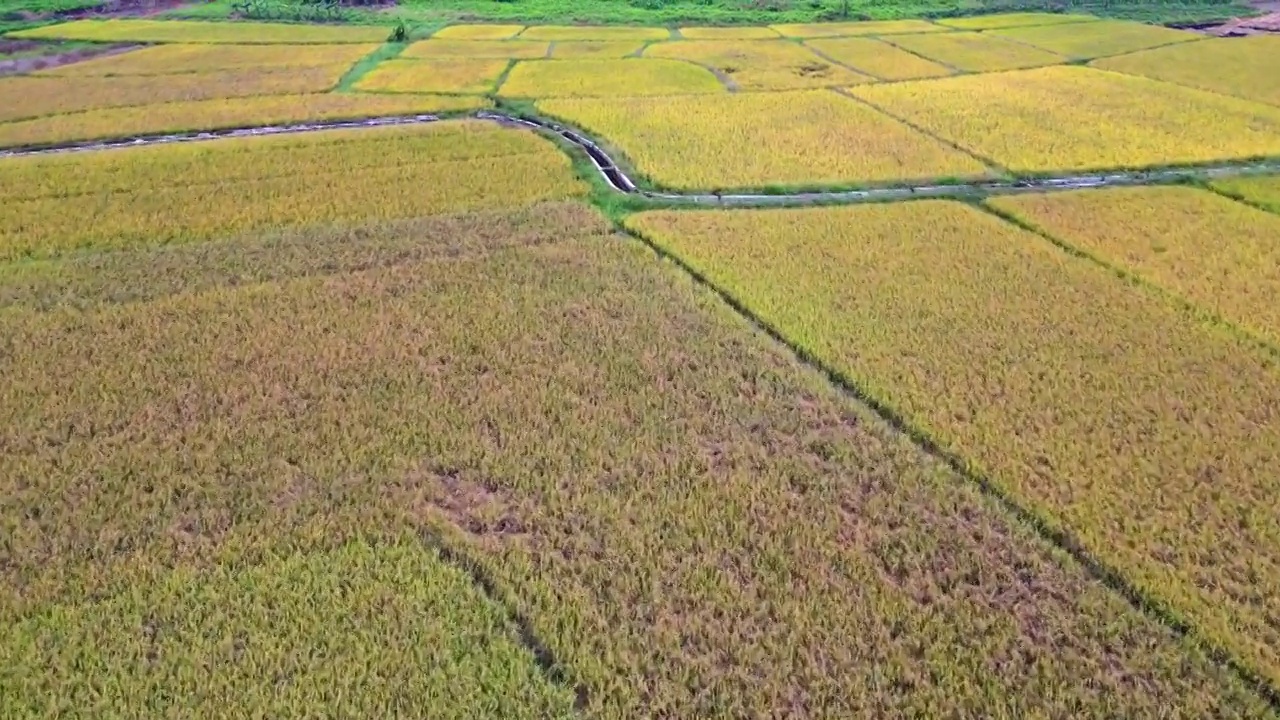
[4,13,1280,718]
[850,66,1280,173]
[643,39,873,90]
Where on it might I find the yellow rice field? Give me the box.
[400,39,550,59]
[1212,174,1280,214]
[537,90,990,189]
[936,12,1099,29]
[499,58,725,97]
[9,18,387,43]
[989,186,1280,345]
[0,93,488,149]
[36,43,379,76]
[643,39,873,90]
[850,66,1280,173]
[990,19,1200,59]
[353,58,510,94]
[886,30,1065,72]
[550,40,646,58]
[804,37,953,80]
[0,121,583,260]
[624,201,1280,687]
[517,25,671,41]
[1091,35,1280,107]
[430,24,525,40]
[678,26,781,39]
[770,19,944,38]
[0,65,351,123]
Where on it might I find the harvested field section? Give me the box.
[0,65,351,123]
[0,121,584,260]
[9,19,387,44]
[990,19,1199,59]
[4,541,580,719]
[643,39,873,90]
[550,40,645,58]
[1212,174,1280,213]
[678,26,780,39]
[771,20,943,37]
[518,25,670,40]
[1091,36,1280,107]
[804,37,952,81]
[627,201,1280,689]
[431,24,525,40]
[538,90,990,190]
[353,59,509,94]
[400,39,550,60]
[0,235,1269,717]
[989,186,1280,345]
[937,12,1099,29]
[36,43,379,76]
[499,58,724,97]
[0,93,489,149]
[850,66,1280,173]
[0,202,608,311]
[885,31,1064,72]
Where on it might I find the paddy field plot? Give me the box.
[34,43,379,76]
[0,192,1268,717]
[1212,174,1280,214]
[430,24,525,40]
[678,26,781,39]
[850,66,1280,174]
[770,19,943,38]
[1091,35,1280,107]
[0,93,488,149]
[400,39,550,60]
[537,90,990,190]
[499,58,725,97]
[936,12,1099,29]
[990,186,1280,346]
[989,19,1200,59]
[0,66,350,123]
[517,25,670,41]
[352,58,509,94]
[804,37,953,81]
[549,40,646,59]
[0,121,582,260]
[8,18,387,43]
[885,30,1065,72]
[643,39,872,90]
[626,201,1280,686]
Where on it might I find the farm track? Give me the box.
[2,110,1279,204]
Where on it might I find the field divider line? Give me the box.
[873,35,968,75]
[3,109,1279,208]
[618,221,1280,714]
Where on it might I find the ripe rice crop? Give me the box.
[0,65,351,123]
[849,66,1280,173]
[400,39,550,60]
[353,58,509,94]
[431,24,525,40]
[644,39,872,90]
[499,58,724,97]
[37,43,379,76]
[886,30,1064,72]
[1212,174,1280,213]
[804,37,952,80]
[537,90,989,189]
[625,200,1280,687]
[770,19,944,38]
[990,19,1199,59]
[0,121,583,261]
[9,18,387,44]
[989,186,1280,345]
[678,26,781,39]
[937,12,1099,30]
[1091,36,1280,107]
[550,40,646,58]
[1,222,1268,717]
[517,25,670,41]
[0,92,489,150]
